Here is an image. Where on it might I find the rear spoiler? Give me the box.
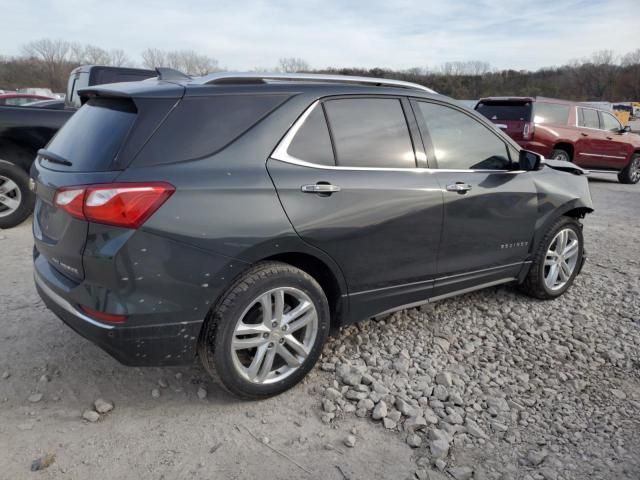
[77,81,185,105]
[544,159,587,175]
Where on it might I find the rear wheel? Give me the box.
[520,217,584,299]
[551,149,571,162]
[198,261,330,399]
[0,160,34,229]
[618,154,640,184]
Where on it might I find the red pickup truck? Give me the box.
[475,97,640,184]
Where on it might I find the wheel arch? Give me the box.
[528,199,593,266]
[262,251,347,331]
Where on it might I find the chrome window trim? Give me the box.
[271,100,523,174]
[599,111,623,132]
[575,105,617,131]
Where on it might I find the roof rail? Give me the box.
[195,72,437,94]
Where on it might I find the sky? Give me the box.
[1,0,639,71]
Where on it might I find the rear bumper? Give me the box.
[34,269,202,366]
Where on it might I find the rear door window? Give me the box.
[44,97,137,171]
[417,101,511,170]
[578,108,600,129]
[286,103,335,166]
[533,103,570,125]
[475,101,532,121]
[323,98,415,168]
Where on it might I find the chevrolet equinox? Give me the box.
[32,71,593,398]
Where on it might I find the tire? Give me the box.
[520,216,584,300]
[198,261,330,399]
[0,160,35,229]
[617,154,640,184]
[551,149,571,162]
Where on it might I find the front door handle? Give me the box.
[446,182,472,194]
[581,132,589,137]
[301,183,341,194]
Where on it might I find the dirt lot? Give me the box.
[0,173,638,480]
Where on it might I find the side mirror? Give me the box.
[621,125,632,133]
[519,150,544,171]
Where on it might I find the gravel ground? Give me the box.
[1,173,639,479]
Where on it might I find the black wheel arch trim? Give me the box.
[528,198,592,265]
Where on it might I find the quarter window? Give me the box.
[600,112,621,132]
[416,102,511,170]
[578,108,600,129]
[323,98,416,168]
[533,103,569,125]
[287,104,335,166]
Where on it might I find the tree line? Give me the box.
[1,38,639,101]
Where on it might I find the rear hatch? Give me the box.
[475,100,533,141]
[32,85,182,282]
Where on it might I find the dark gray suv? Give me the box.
[31,72,593,398]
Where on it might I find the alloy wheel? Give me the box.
[552,151,570,162]
[631,157,640,183]
[0,175,22,218]
[544,228,580,291]
[231,287,318,384]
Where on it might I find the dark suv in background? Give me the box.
[475,96,640,184]
[32,72,593,398]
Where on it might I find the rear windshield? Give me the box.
[475,101,532,121]
[45,97,136,171]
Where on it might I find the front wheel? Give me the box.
[520,217,584,300]
[198,261,330,399]
[618,154,640,184]
[0,160,35,229]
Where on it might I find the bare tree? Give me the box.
[621,49,640,67]
[142,48,218,75]
[71,43,111,65]
[108,49,130,67]
[141,48,167,70]
[438,61,491,76]
[21,38,74,91]
[278,57,310,73]
[166,50,219,75]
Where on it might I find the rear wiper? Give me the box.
[37,149,73,166]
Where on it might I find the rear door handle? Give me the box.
[301,183,341,194]
[446,183,472,194]
[581,132,588,137]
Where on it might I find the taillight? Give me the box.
[53,188,85,219]
[80,305,127,324]
[54,182,175,228]
[523,122,535,140]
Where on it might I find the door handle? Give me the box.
[606,136,613,140]
[446,182,472,194]
[580,132,588,137]
[301,183,341,194]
